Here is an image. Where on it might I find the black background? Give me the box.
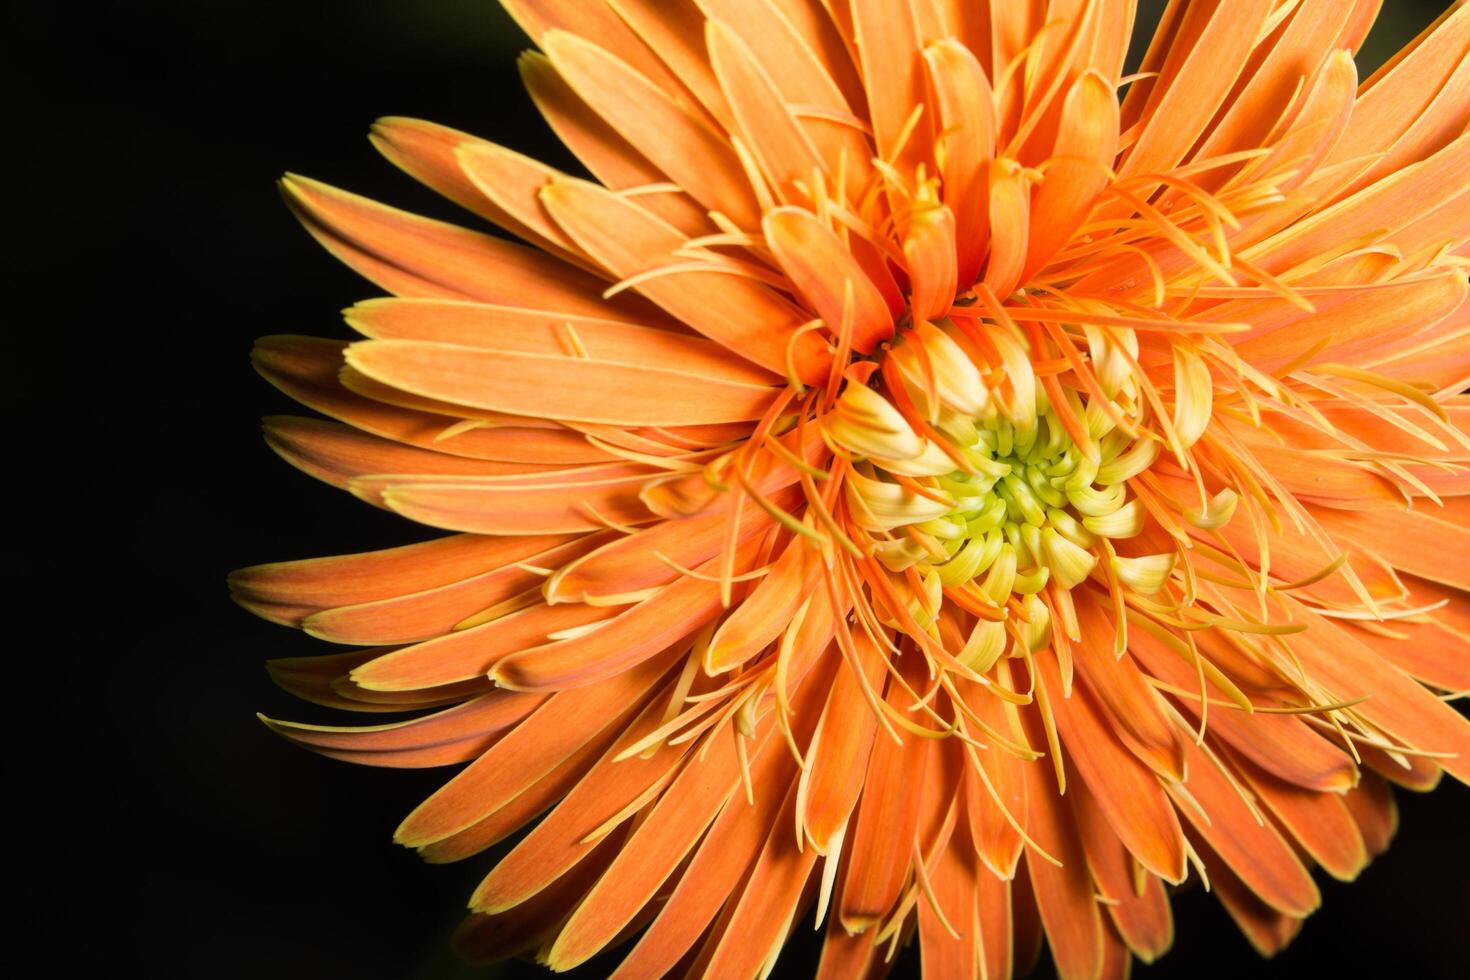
[17,1,1468,977]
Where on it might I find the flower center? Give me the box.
[847,401,1153,592]
[823,319,1179,642]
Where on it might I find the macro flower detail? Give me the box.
[234,1,1470,977]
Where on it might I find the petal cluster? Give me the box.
[237,2,1470,978]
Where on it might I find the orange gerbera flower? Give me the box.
[234,1,1470,976]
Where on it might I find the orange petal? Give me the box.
[905,203,959,323]
[279,174,627,315]
[451,834,623,964]
[493,538,764,691]
[539,177,832,384]
[1020,742,1104,980]
[1187,0,1356,167]
[612,0,732,127]
[1037,655,1187,883]
[394,647,677,847]
[1252,131,1470,276]
[1073,597,1188,781]
[961,683,1028,880]
[370,117,587,267]
[541,29,762,230]
[850,0,929,178]
[1404,572,1470,634]
[303,535,598,645]
[259,690,541,769]
[518,51,712,236]
[1189,833,1305,957]
[977,865,1015,980]
[1312,504,1470,591]
[1358,738,1443,791]
[262,416,540,500]
[251,335,612,464]
[347,599,618,692]
[606,709,803,980]
[706,19,827,204]
[1326,3,1470,174]
[917,820,982,980]
[547,716,755,969]
[1342,771,1399,860]
[1339,615,1470,694]
[763,207,895,354]
[700,778,821,977]
[1011,861,1045,977]
[1231,270,1468,370]
[988,1,1045,134]
[370,116,540,229]
[1071,779,1174,964]
[1114,0,1276,191]
[922,38,995,286]
[546,489,789,603]
[369,471,657,535]
[839,654,934,932]
[981,160,1031,300]
[695,0,872,196]
[802,628,889,852]
[346,297,775,382]
[230,527,565,623]
[451,139,608,266]
[345,338,776,426]
[1127,627,1357,793]
[470,687,696,914]
[1024,71,1118,280]
[265,649,484,715]
[1166,737,1320,918]
[1279,596,1470,786]
[416,721,620,863]
[499,0,701,114]
[706,538,817,673]
[1230,750,1368,882]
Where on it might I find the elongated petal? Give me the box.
[547,720,752,969]
[259,690,541,768]
[280,174,633,316]
[250,335,610,464]
[1232,751,1368,882]
[546,490,787,603]
[1165,738,1321,918]
[541,30,762,229]
[395,648,677,847]
[923,38,994,286]
[304,536,596,645]
[803,629,889,852]
[606,711,803,980]
[706,539,815,673]
[764,207,895,353]
[1072,779,1174,963]
[231,529,566,621]
[469,690,695,913]
[840,657,934,932]
[1037,656,1187,883]
[345,339,775,426]
[539,177,832,384]
[493,538,763,691]
[1021,732,1105,980]
[1025,71,1118,279]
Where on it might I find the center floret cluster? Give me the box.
[825,319,1174,640]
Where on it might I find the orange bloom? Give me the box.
[235,1,1470,976]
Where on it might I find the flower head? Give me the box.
[236,1,1470,976]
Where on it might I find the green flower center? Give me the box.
[854,406,1156,603]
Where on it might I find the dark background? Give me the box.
[17,1,1467,977]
